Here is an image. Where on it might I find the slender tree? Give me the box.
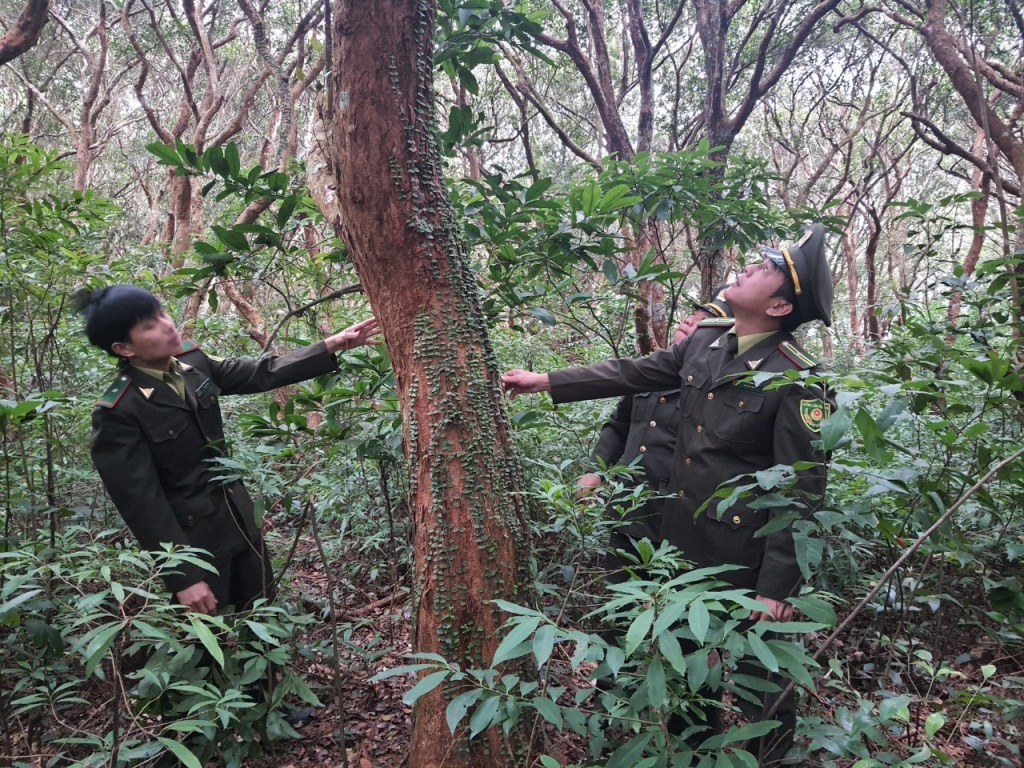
[313,2,534,766]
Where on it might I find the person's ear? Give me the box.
[765,299,793,318]
[110,340,135,359]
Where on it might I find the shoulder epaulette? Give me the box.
[697,317,735,328]
[96,374,131,409]
[177,340,200,354]
[779,340,818,369]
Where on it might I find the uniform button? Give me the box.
[738,400,744,408]
[186,515,194,525]
[687,375,694,382]
[732,515,741,525]
[696,425,703,433]
[685,457,692,465]
[658,397,667,403]
[678,490,686,498]
[168,429,175,436]
[649,420,657,427]
[639,446,647,453]
[707,392,714,401]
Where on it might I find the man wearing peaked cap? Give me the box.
[578,292,735,584]
[760,222,833,327]
[502,224,837,765]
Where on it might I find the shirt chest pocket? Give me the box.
[711,387,766,445]
[145,413,203,467]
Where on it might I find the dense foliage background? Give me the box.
[1,1,1024,766]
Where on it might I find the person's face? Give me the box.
[724,258,791,317]
[111,309,182,368]
[673,308,712,343]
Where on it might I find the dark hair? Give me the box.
[70,285,162,355]
[772,269,801,332]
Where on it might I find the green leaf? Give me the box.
[533,623,556,666]
[656,630,687,675]
[83,623,121,678]
[646,655,666,708]
[0,587,43,618]
[157,737,203,768]
[468,693,501,737]
[924,711,946,739]
[624,608,655,657]
[526,306,557,325]
[188,616,224,668]
[224,142,240,176]
[531,695,563,729]
[277,195,297,229]
[605,732,653,768]
[446,688,482,733]
[492,616,540,665]
[602,259,619,283]
[687,599,710,645]
[745,632,779,672]
[403,670,449,705]
[146,142,182,166]
[819,406,851,451]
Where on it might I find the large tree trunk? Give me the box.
[322,2,533,766]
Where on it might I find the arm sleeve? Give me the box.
[203,340,340,395]
[549,345,685,404]
[590,396,632,466]
[91,409,210,593]
[755,383,832,600]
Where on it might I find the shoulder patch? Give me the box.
[779,340,818,369]
[177,340,200,354]
[697,317,736,328]
[96,375,131,409]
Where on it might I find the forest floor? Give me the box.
[6,538,1018,767]
[247,545,1021,768]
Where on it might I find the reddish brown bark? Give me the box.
[320,2,533,766]
[0,0,49,65]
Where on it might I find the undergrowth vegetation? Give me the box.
[2,136,1023,766]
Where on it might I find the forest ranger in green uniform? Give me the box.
[76,284,379,616]
[578,289,733,579]
[502,224,834,766]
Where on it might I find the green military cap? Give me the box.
[761,222,833,327]
[694,282,733,318]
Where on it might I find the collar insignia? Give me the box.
[138,387,155,400]
[745,358,763,370]
[179,362,194,372]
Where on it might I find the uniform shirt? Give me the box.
[590,389,679,541]
[549,321,832,600]
[91,341,339,593]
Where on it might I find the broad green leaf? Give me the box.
[492,616,540,665]
[606,731,653,768]
[531,695,563,729]
[83,623,121,678]
[156,737,201,768]
[446,688,482,733]
[924,711,946,739]
[687,600,710,645]
[403,670,449,705]
[624,608,655,657]
[188,616,224,668]
[745,632,778,672]
[533,623,556,666]
[468,693,501,737]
